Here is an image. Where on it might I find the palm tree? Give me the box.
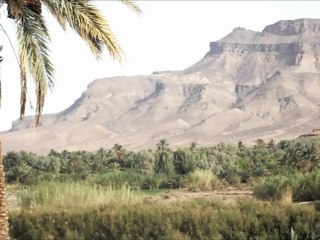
[155,139,174,174]
[112,143,126,162]
[156,139,170,152]
[189,141,198,153]
[0,1,140,239]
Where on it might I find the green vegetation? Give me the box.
[254,175,300,202]
[9,200,320,240]
[254,171,320,203]
[181,169,218,191]
[18,182,144,212]
[4,138,320,239]
[4,139,320,189]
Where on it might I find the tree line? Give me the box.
[4,138,320,187]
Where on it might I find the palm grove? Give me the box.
[0,0,140,239]
[4,138,320,238]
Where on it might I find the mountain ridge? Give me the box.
[2,18,320,153]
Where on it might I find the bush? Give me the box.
[253,175,297,202]
[154,151,175,175]
[141,174,167,190]
[173,148,196,175]
[254,172,320,203]
[126,150,156,173]
[182,170,218,191]
[9,199,320,240]
[293,171,320,202]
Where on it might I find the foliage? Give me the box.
[8,199,320,240]
[293,171,320,202]
[173,148,196,175]
[4,138,320,239]
[17,181,144,212]
[254,171,320,202]
[4,138,320,191]
[2,0,141,124]
[181,170,218,191]
[253,175,298,202]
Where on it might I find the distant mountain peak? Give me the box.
[263,18,320,36]
[206,18,320,56]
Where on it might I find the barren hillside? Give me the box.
[2,18,320,153]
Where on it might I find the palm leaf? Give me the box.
[120,0,142,15]
[16,7,54,125]
[42,0,122,61]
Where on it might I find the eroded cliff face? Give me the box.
[263,19,320,36]
[2,18,320,153]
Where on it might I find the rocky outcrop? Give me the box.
[207,42,304,55]
[263,19,320,35]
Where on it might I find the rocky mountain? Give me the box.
[2,18,320,153]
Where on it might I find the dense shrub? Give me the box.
[9,200,320,240]
[141,174,168,190]
[173,148,196,174]
[181,170,218,191]
[253,175,296,202]
[254,172,320,203]
[154,151,175,175]
[293,171,320,202]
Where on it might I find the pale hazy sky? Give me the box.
[1,1,320,131]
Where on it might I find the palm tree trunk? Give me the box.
[0,141,9,240]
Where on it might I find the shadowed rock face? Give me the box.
[2,18,320,153]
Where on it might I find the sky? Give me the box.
[1,1,320,131]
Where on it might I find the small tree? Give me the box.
[173,148,196,175]
[154,140,174,175]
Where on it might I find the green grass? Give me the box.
[182,170,218,191]
[17,181,145,212]
[253,175,296,202]
[6,183,23,192]
[253,171,320,203]
[293,171,320,202]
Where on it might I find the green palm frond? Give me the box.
[120,0,142,15]
[16,6,54,125]
[2,0,138,126]
[42,0,123,61]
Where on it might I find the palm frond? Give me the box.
[120,0,142,15]
[16,7,54,125]
[40,0,67,30]
[42,0,123,61]
[6,0,30,19]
